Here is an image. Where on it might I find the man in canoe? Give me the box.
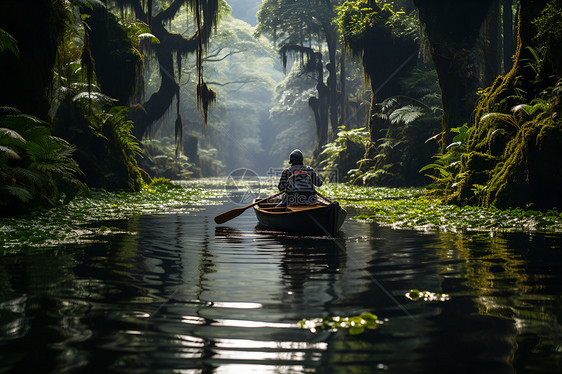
[276,149,323,207]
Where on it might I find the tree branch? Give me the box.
[205,50,244,62]
[155,0,187,23]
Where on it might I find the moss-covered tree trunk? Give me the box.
[448,0,562,210]
[82,5,143,106]
[414,0,494,150]
[0,0,66,121]
[352,9,418,177]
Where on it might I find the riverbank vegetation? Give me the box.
[317,184,562,233]
[4,178,562,251]
[0,178,221,251]
[2,0,562,219]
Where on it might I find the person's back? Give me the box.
[277,150,322,206]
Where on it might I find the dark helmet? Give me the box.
[289,149,304,164]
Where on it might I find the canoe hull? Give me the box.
[253,201,346,235]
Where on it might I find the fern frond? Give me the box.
[138,33,160,44]
[0,186,33,204]
[380,97,399,112]
[0,114,45,131]
[0,107,21,115]
[0,127,26,144]
[0,28,19,56]
[72,91,117,104]
[389,105,424,125]
[0,145,20,159]
[11,167,47,188]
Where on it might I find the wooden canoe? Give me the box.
[253,200,347,235]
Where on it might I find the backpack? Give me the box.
[287,167,314,194]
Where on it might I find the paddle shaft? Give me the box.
[214,191,284,224]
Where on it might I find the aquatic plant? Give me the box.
[317,183,562,233]
[298,312,380,335]
[405,289,450,302]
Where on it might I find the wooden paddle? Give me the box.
[214,191,284,224]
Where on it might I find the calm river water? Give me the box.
[1,194,562,373]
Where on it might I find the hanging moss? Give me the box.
[82,6,143,105]
[196,81,216,127]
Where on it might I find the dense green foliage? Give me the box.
[431,0,562,210]
[331,0,441,187]
[0,107,83,215]
[319,127,369,182]
[353,71,441,186]
[52,84,144,191]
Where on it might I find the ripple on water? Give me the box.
[1,204,562,373]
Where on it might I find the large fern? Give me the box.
[0,107,83,214]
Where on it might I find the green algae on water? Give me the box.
[317,184,562,233]
[0,181,224,251]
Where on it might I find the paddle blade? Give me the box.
[214,207,245,224]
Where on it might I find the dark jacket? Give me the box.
[278,164,323,205]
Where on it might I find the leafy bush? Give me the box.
[354,92,442,186]
[319,127,369,182]
[0,107,83,215]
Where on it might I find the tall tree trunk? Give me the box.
[339,53,347,125]
[502,0,515,73]
[326,28,339,140]
[482,0,501,86]
[82,5,143,106]
[414,0,494,150]
[0,0,65,121]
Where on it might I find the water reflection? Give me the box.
[1,206,562,373]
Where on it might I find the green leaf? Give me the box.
[0,28,19,56]
[0,127,26,143]
[419,163,443,173]
[360,312,378,321]
[0,145,20,159]
[138,33,160,44]
[349,326,365,335]
[0,186,33,203]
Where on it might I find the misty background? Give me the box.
[142,0,367,177]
